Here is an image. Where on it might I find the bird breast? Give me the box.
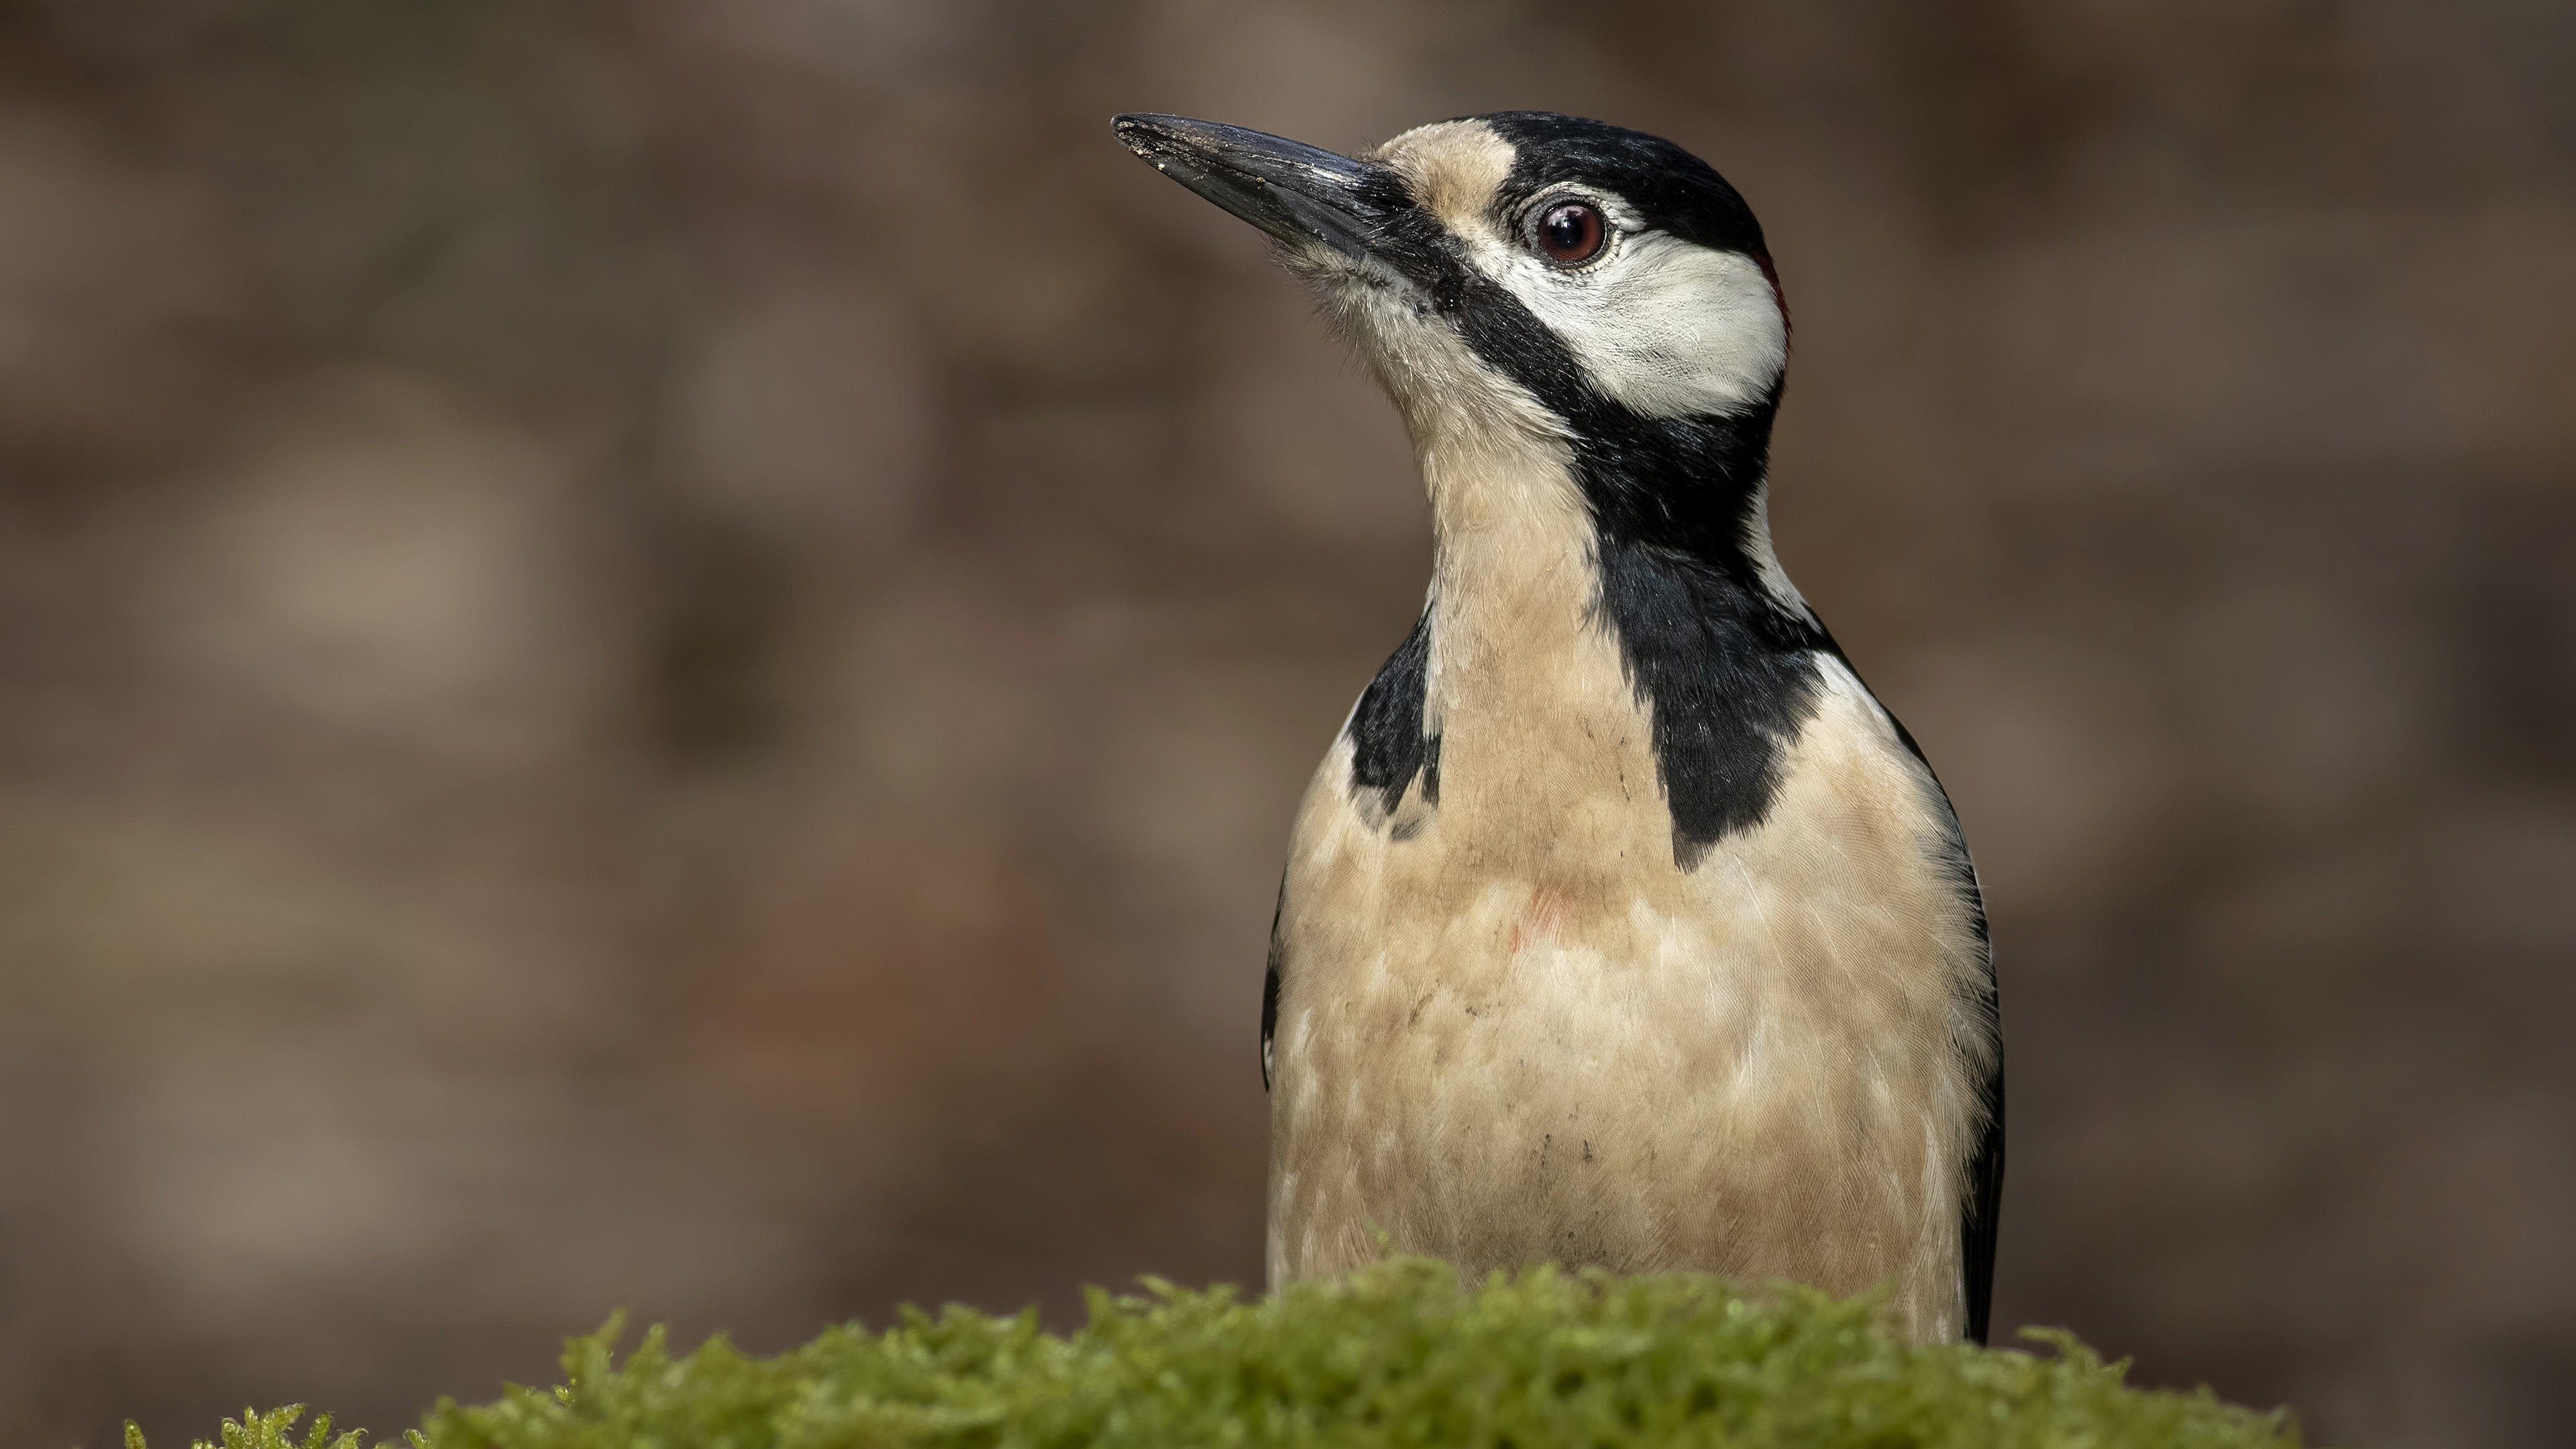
[1266,473,1988,1340]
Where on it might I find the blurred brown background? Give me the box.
[0,1,2569,1445]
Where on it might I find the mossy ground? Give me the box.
[146,1258,2299,1449]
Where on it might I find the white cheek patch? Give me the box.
[1477,231,1789,420]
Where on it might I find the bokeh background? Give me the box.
[1,1,2570,1445]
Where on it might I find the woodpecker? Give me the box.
[1113,111,2002,1345]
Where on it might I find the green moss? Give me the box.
[145,1258,2298,1449]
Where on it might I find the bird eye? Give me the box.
[1530,200,1607,266]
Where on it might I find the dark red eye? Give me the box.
[1532,201,1606,264]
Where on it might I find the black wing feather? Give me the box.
[1963,1042,2004,1344]
[1260,879,1284,1090]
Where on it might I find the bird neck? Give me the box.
[1413,432,1792,746]
[1417,424,1603,687]
[1415,405,1805,667]
[1412,435,1652,838]
[1399,382,1831,863]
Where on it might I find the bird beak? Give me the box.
[1112,113,1398,263]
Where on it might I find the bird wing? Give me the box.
[1261,877,1285,1089]
[1964,1030,2004,1344]
[1814,637,2003,1344]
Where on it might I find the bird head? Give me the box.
[1114,112,1788,435]
[1113,111,1792,568]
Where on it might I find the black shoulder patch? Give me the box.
[1594,538,1823,867]
[1345,604,1437,819]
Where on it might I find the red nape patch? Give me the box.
[1753,249,1791,344]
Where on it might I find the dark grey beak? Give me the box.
[1112,113,1399,262]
